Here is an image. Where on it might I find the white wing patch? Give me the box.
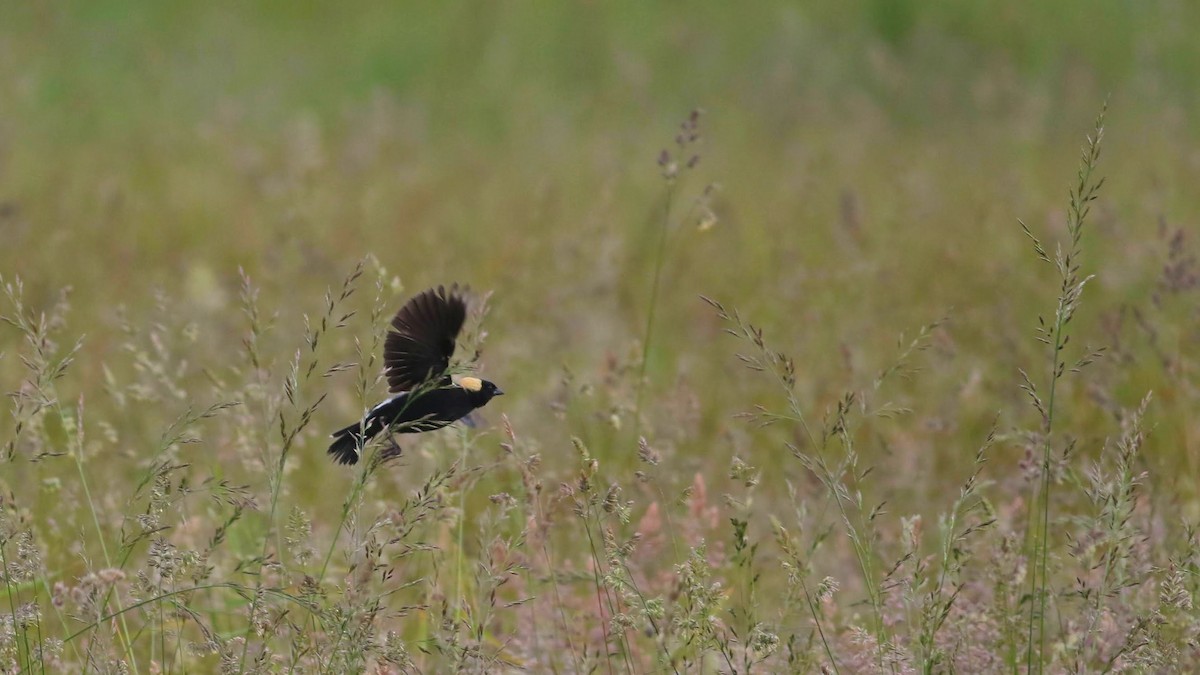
[370,393,408,415]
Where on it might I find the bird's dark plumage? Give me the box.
[384,285,467,392]
[328,285,503,465]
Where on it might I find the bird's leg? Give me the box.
[380,433,403,462]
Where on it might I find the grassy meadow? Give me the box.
[3,1,1200,672]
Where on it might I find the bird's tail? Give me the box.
[328,421,366,465]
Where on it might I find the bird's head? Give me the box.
[460,376,504,406]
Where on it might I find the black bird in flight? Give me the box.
[328,284,503,465]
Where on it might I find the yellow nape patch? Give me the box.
[460,376,483,392]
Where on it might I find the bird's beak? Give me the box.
[494,388,505,396]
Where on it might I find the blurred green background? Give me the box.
[3,0,1199,505]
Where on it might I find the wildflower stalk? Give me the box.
[633,180,673,441]
[72,430,140,673]
[634,110,703,440]
[571,437,623,675]
[317,270,391,582]
[238,263,359,672]
[918,425,996,672]
[62,582,320,645]
[1020,103,1106,673]
[0,544,29,672]
[533,495,584,673]
[7,288,139,672]
[705,294,900,666]
[455,427,470,624]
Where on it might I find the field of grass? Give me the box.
[3,2,1200,672]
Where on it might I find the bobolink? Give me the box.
[328,284,503,465]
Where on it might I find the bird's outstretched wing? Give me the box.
[384,285,468,393]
